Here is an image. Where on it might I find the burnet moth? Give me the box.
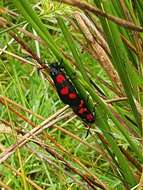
[49,63,95,124]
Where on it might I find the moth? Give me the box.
[49,63,95,123]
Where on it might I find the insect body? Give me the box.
[73,100,95,123]
[50,63,80,107]
[49,63,95,124]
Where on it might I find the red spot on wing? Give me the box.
[79,107,87,114]
[68,92,77,99]
[56,74,65,84]
[60,87,69,95]
[86,113,94,122]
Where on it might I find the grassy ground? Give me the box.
[0,0,143,190]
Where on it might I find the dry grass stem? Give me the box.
[59,0,143,32]
[0,106,70,164]
[74,12,123,93]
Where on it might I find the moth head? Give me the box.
[49,63,59,77]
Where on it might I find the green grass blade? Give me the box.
[57,17,90,84]
[96,107,137,187]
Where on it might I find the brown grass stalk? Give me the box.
[74,12,123,94]
[58,0,143,32]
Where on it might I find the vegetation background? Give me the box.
[0,0,143,189]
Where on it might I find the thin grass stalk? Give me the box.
[0,180,12,190]
[26,145,91,190]
[57,16,90,84]
[16,148,29,190]
[44,134,109,190]
[4,163,45,190]
[31,139,107,190]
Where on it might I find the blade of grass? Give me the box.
[57,16,90,83]
[96,106,137,187]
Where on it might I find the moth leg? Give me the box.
[85,125,92,138]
